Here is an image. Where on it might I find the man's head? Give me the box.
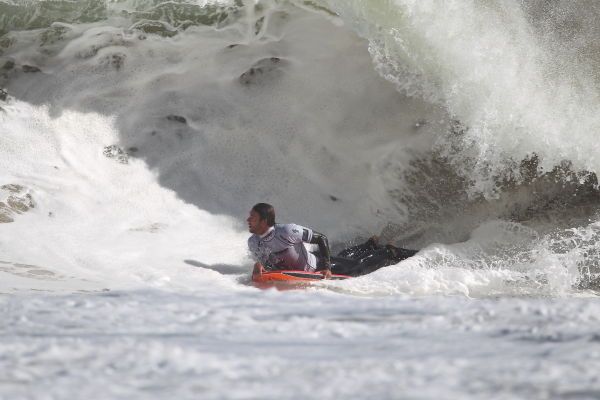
[247,203,275,235]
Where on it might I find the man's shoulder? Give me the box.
[275,223,304,235]
[274,224,313,243]
[248,234,259,247]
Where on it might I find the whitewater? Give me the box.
[2,0,600,398]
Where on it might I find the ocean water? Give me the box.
[2,0,600,398]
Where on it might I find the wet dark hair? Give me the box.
[252,203,275,227]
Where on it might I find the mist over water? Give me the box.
[2,0,600,398]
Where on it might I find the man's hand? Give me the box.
[320,268,332,279]
[253,262,265,276]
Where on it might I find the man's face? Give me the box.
[247,210,268,234]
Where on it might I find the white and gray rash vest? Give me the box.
[248,224,317,271]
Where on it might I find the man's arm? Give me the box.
[248,237,266,276]
[252,261,265,276]
[309,231,332,276]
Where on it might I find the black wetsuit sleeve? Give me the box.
[309,231,331,270]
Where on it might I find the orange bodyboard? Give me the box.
[252,270,351,288]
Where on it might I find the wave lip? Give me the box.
[326,0,600,192]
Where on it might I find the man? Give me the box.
[247,203,332,278]
[247,203,419,279]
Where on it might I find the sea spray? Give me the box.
[326,0,600,196]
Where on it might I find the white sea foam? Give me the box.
[0,100,249,292]
[3,290,600,399]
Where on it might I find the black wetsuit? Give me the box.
[326,238,418,277]
[249,225,417,276]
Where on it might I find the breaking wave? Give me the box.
[2,0,600,296]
